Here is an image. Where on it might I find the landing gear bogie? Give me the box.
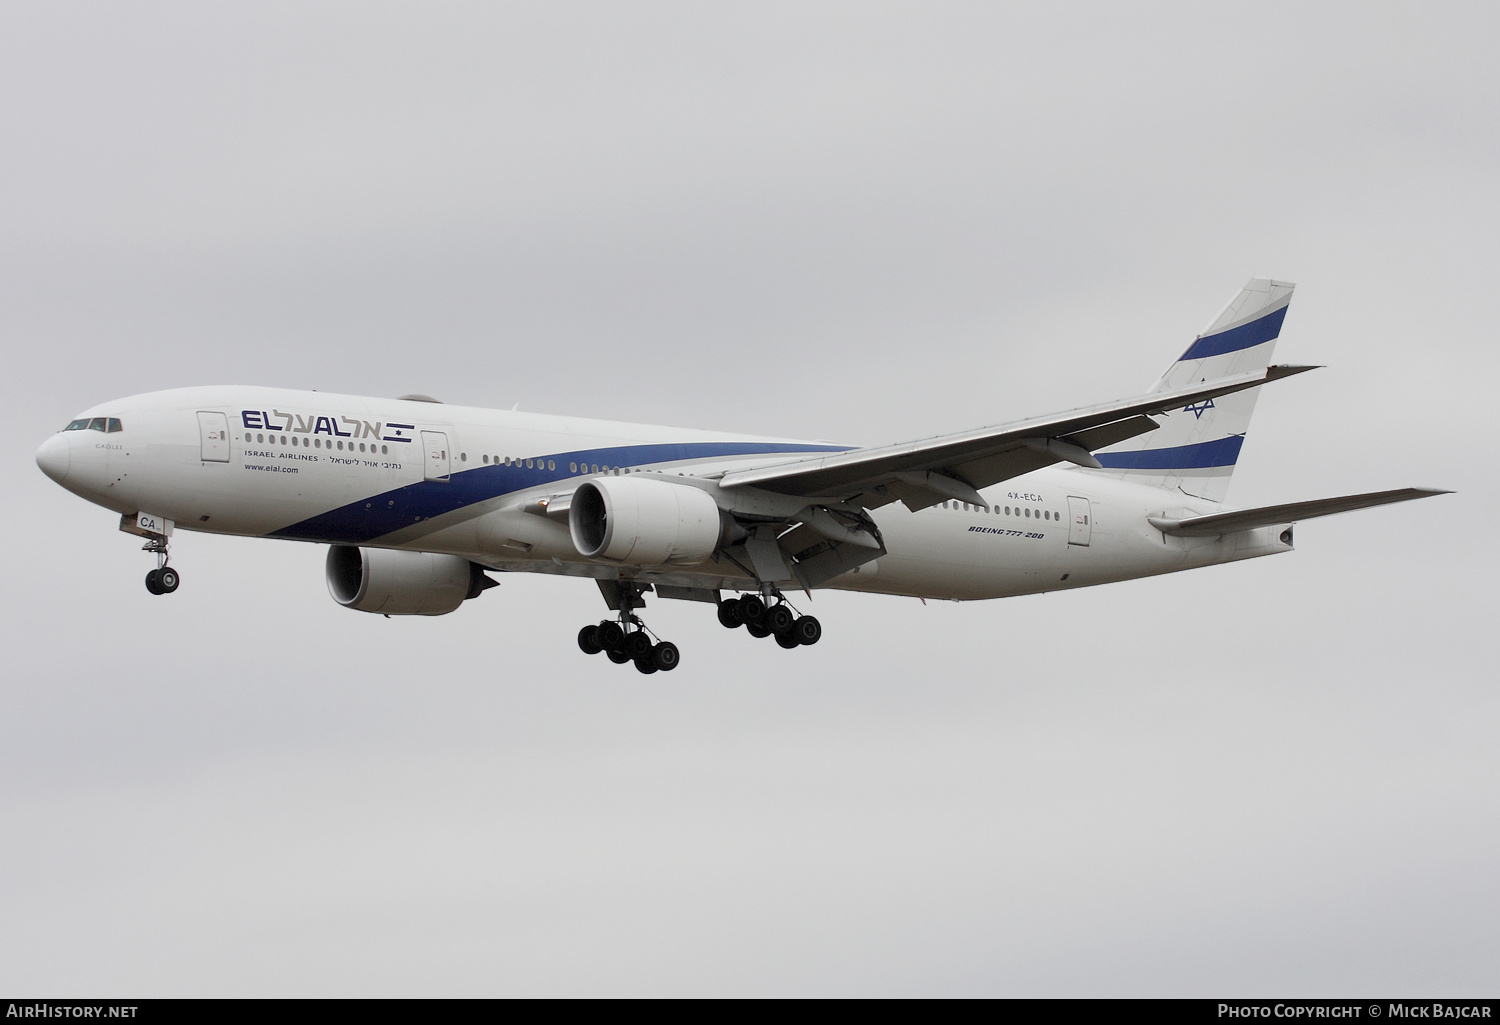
[579,582,681,673]
[726,592,823,651]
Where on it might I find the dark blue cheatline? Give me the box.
[1177,305,1288,361]
[1094,436,1244,471]
[268,440,850,545]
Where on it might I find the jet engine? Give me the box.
[569,476,727,566]
[326,545,494,616]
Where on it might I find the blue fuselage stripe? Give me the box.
[1177,305,1288,361]
[268,440,849,545]
[1095,435,1244,470]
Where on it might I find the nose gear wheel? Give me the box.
[140,533,181,595]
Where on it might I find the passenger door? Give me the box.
[1067,496,1092,546]
[422,431,451,481]
[197,411,230,462]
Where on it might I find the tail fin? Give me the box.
[1092,278,1295,503]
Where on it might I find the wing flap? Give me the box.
[1148,488,1451,537]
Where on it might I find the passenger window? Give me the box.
[107,418,122,433]
[1024,508,1030,517]
[548,460,555,470]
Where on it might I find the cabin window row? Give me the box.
[242,433,389,454]
[482,455,564,471]
[480,455,655,476]
[942,499,1059,521]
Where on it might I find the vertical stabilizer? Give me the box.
[1092,278,1295,503]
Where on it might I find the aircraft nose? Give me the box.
[36,433,70,483]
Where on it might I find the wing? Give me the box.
[717,364,1317,511]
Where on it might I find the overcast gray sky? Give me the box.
[2,1,1495,997]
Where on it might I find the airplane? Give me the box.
[34,279,1446,673]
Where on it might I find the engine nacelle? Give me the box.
[326,545,489,616]
[569,476,725,566]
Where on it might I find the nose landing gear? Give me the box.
[141,534,180,595]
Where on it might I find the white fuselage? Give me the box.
[35,386,1291,602]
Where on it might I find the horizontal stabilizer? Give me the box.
[1148,488,1451,537]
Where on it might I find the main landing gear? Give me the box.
[716,592,821,650]
[577,616,681,674]
[141,533,180,595]
[577,582,680,673]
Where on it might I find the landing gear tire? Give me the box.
[578,625,602,655]
[652,641,680,671]
[606,648,632,665]
[634,657,659,675]
[597,621,624,652]
[775,630,800,649]
[144,569,162,595]
[764,604,793,634]
[792,615,821,646]
[746,621,771,639]
[626,631,654,660]
[738,595,766,625]
[717,599,743,629]
[157,566,180,593]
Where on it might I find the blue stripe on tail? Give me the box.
[1178,305,1287,361]
[1094,436,1244,470]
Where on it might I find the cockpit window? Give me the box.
[64,419,90,431]
[88,417,107,432]
[107,418,122,433]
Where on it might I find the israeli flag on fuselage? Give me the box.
[1091,278,1295,504]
